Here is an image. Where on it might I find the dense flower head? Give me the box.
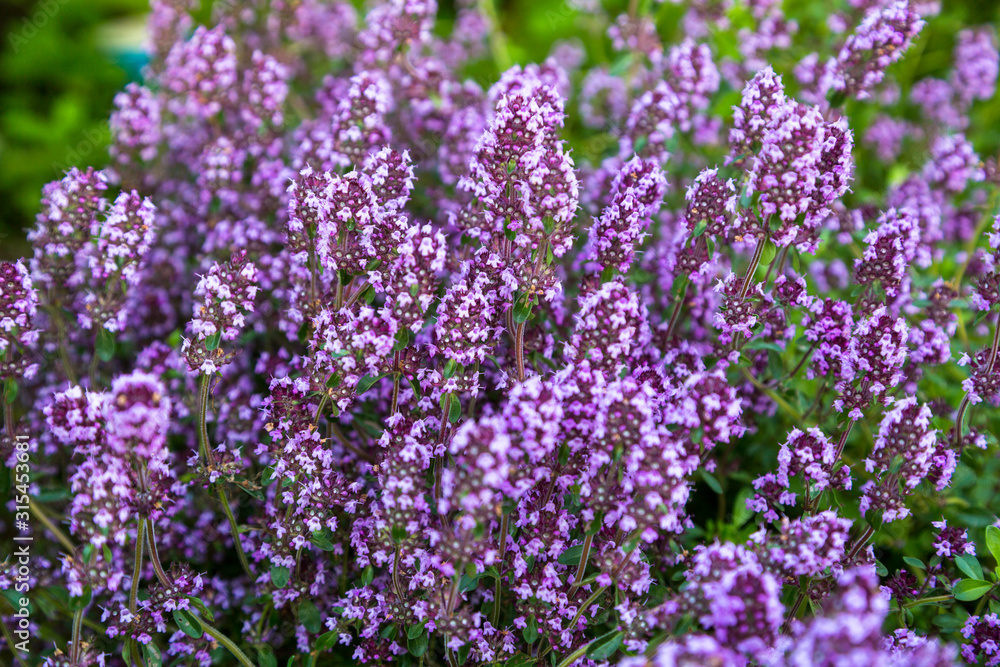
[0,260,39,379]
[860,397,938,522]
[827,2,925,101]
[9,0,1000,664]
[745,100,855,248]
[29,167,109,290]
[951,27,999,104]
[79,191,158,331]
[678,542,784,659]
[923,133,984,194]
[730,66,788,161]
[854,208,920,296]
[767,511,853,578]
[182,250,259,374]
[588,157,668,273]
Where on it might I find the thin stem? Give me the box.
[738,234,769,300]
[954,188,1000,288]
[833,418,859,462]
[145,518,172,587]
[846,525,876,562]
[130,521,146,615]
[28,500,76,554]
[664,278,689,340]
[393,544,404,599]
[513,321,527,383]
[903,594,953,609]
[782,589,807,633]
[555,644,590,667]
[197,374,215,468]
[565,586,608,636]
[786,340,820,382]
[1,617,25,666]
[568,533,593,594]
[71,547,98,662]
[492,514,509,628]
[217,488,254,579]
[198,617,259,667]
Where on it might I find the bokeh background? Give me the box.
[2,0,1000,262]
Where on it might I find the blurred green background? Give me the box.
[2,0,1000,262]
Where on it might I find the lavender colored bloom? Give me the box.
[827,2,925,101]
[0,261,40,380]
[182,250,259,374]
[860,397,937,522]
[951,27,999,104]
[587,157,668,274]
[923,133,985,194]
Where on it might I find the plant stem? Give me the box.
[0,618,25,666]
[217,487,254,579]
[555,644,590,667]
[568,534,593,594]
[198,617,259,667]
[903,594,953,609]
[28,499,76,553]
[564,585,608,636]
[492,513,509,628]
[786,340,820,382]
[145,518,172,587]
[514,321,527,382]
[130,521,146,615]
[198,374,215,468]
[738,234,769,300]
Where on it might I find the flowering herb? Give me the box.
[3,1,1000,666]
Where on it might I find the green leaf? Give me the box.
[258,646,278,667]
[355,374,384,395]
[449,393,462,423]
[503,655,536,667]
[690,219,708,239]
[310,531,336,551]
[443,358,458,379]
[759,240,777,268]
[408,631,429,657]
[513,296,532,324]
[3,379,18,405]
[586,630,624,661]
[557,545,584,566]
[380,622,397,639]
[142,642,163,667]
[316,630,339,652]
[743,340,784,354]
[186,596,215,623]
[986,526,1000,566]
[954,579,993,601]
[299,599,322,634]
[361,565,374,587]
[956,554,984,581]
[96,328,116,361]
[699,469,723,494]
[902,557,925,571]
[204,330,222,352]
[522,615,539,644]
[271,565,290,589]
[70,586,92,612]
[407,623,426,640]
[933,614,967,632]
[173,608,204,639]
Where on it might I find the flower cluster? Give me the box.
[6,0,1000,666]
